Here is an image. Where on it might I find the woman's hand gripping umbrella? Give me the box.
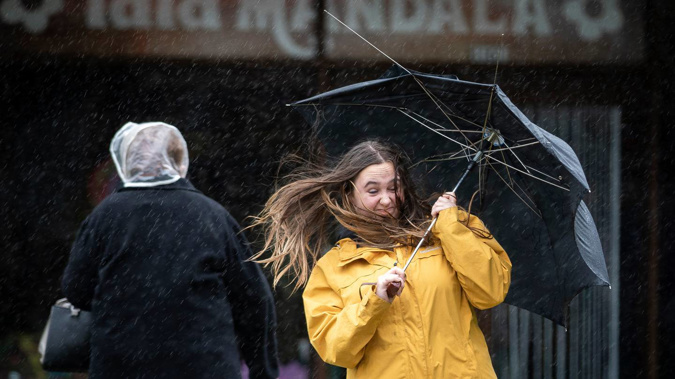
[383,131,501,300]
[382,191,457,300]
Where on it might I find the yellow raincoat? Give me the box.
[303,207,512,378]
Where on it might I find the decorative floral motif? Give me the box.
[563,0,624,41]
[0,0,64,33]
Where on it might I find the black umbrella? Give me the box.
[289,66,610,327]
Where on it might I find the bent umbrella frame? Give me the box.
[289,65,611,327]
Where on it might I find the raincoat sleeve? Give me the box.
[62,217,101,311]
[303,260,392,369]
[221,220,279,379]
[433,207,512,309]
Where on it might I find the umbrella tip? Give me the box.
[609,285,612,290]
[285,104,291,107]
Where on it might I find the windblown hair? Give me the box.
[250,140,434,290]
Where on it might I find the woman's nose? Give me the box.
[380,195,391,205]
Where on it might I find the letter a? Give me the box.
[178,0,222,31]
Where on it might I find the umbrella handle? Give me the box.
[386,281,401,299]
[385,262,403,299]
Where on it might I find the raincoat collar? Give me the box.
[117,178,201,194]
[335,238,396,267]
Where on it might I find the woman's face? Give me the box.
[350,162,402,218]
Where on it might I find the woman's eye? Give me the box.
[368,190,378,194]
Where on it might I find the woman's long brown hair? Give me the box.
[249,140,434,290]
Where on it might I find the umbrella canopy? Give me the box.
[289,66,610,327]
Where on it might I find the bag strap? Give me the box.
[54,298,82,316]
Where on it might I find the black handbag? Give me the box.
[38,298,92,372]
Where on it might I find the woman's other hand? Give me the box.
[375,267,406,303]
[431,192,457,218]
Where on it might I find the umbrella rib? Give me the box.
[413,150,468,166]
[400,109,567,191]
[422,149,466,160]
[478,143,490,195]
[509,174,542,213]
[495,139,532,174]
[421,154,470,163]
[324,10,412,76]
[407,95,488,134]
[432,97,510,138]
[496,144,516,187]
[434,129,485,134]
[485,160,543,218]
[398,109,477,153]
[481,86,496,141]
[292,102,401,109]
[324,8,485,154]
[486,142,564,184]
[522,165,564,183]
[484,155,571,191]
[493,148,541,210]
[486,141,541,152]
[408,77,480,150]
[422,83,502,168]
[402,110,476,161]
[407,109,487,133]
[406,109,487,162]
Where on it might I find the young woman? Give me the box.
[253,140,511,378]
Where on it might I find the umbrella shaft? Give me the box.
[402,218,437,272]
[452,151,483,193]
[404,150,484,272]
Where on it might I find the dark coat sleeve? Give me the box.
[61,217,101,311]
[222,219,279,379]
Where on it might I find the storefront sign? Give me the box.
[0,0,642,63]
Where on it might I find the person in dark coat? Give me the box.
[62,121,279,379]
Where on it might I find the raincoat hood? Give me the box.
[110,121,189,187]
